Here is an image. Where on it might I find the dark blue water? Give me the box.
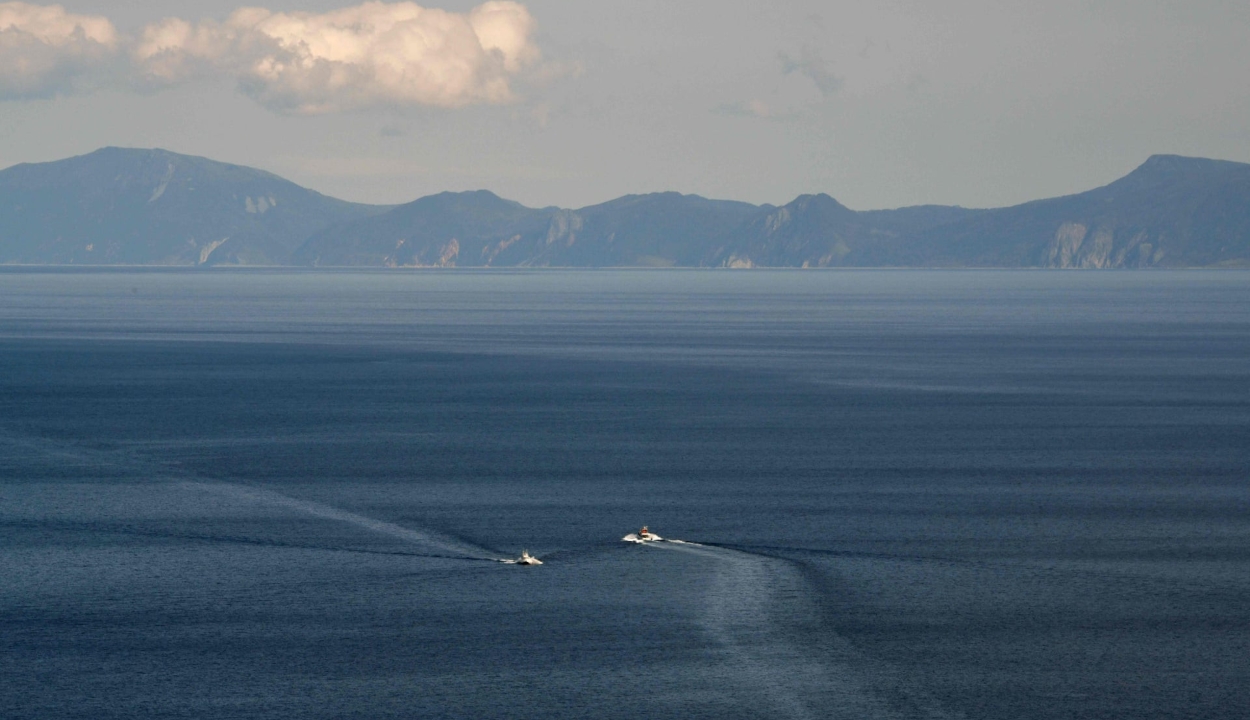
[2,269,1248,719]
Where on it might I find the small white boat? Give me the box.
[514,550,542,565]
[623,526,662,543]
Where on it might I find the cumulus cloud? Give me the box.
[131,1,541,113]
[0,1,540,111]
[0,2,119,98]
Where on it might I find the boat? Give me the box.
[623,526,662,543]
[514,550,542,565]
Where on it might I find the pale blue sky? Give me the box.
[1,0,1248,209]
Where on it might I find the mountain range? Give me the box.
[3,148,1249,268]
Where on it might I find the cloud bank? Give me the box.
[0,2,119,98]
[2,1,540,112]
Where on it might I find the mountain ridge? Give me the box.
[3,149,1249,268]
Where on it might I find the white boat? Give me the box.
[514,550,542,565]
[623,526,662,543]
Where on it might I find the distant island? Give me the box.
[2,148,1249,268]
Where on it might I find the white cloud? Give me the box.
[0,2,119,98]
[131,17,231,86]
[132,1,541,114]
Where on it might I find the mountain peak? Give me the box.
[1139,153,1242,167]
[402,189,531,214]
[1105,153,1250,194]
[0,146,379,265]
[82,146,210,165]
[788,193,849,210]
[783,193,856,219]
[1132,153,1249,177]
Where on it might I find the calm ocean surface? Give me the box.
[2,269,1248,720]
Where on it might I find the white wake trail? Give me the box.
[1,429,515,563]
[181,481,504,561]
[654,541,946,720]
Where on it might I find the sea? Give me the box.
[1,268,1248,720]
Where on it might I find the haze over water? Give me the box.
[2,269,1249,719]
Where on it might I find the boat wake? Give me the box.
[652,540,952,720]
[181,481,507,562]
[2,428,515,563]
[622,527,704,547]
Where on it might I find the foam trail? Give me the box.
[654,541,945,720]
[181,481,504,561]
[1,428,524,563]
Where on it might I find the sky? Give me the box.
[1,0,1248,210]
